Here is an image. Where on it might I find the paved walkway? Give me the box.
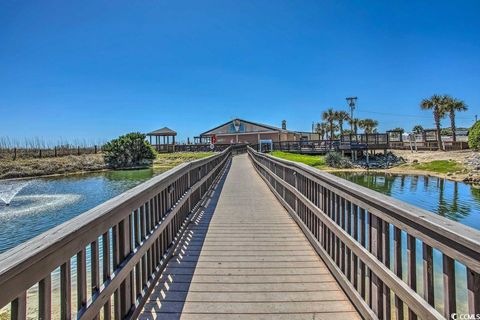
[140,154,360,320]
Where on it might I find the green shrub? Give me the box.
[103,132,156,168]
[468,121,480,150]
[325,152,353,168]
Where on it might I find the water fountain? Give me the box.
[0,180,82,219]
[0,181,30,206]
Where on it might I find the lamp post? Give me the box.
[346,97,357,130]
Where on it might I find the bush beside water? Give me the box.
[103,133,157,168]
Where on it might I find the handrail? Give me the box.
[0,147,232,319]
[248,146,480,320]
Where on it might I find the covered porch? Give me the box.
[146,127,177,153]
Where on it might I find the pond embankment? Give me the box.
[0,152,216,180]
[0,154,107,180]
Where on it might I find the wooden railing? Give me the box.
[0,147,232,319]
[173,144,232,153]
[248,146,480,320]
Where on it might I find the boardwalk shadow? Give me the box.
[139,161,230,320]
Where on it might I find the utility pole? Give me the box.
[476,114,478,122]
[346,97,358,129]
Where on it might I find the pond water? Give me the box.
[0,169,157,254]
[332,172,480,231]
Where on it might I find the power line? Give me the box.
[356,109,472,120]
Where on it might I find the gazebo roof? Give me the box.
[146,127,177,136]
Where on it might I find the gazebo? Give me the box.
[146,127,177,153]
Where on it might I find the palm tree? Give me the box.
[420,94,447,150]
[349,118,360,135]
[335,111,350,137]
[391,127,405,134]
[359,118,379,134]
[322,108,336,139]
[315,122,328,140]
[443,96,468,142]
[412,125,424,134]
[320,122,328,139]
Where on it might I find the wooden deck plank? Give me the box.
[143,300,356,313]
[139,312,360,320]
[140,154,360,319]
[147,290,348,302]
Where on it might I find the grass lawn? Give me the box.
[153,152,214,170]
[270,151,327,169]
[412,160,464,174]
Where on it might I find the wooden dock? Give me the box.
[140,154,360,319]
[2,145,479,320]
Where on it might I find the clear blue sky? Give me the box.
[1,0,479,144]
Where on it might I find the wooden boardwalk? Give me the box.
[140,154,360,320]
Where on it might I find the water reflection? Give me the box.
[332,172,480,230]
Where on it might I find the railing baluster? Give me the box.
[11,292,27,320]
[394,227,404,320]
[112,225,121,319]
[340,197,346,274]
[60,261,71,320]
[346,200,352,281]
[443,254,456,318]
[467,268,480,315]
[407,234,418,320]
[382,220,391,320]
[422,243,434,306]
[145,201,152,281]
[359,207,366,299]
[150,198,156,275]
[134,209,142,299]
[39,274,51,320]
[370,214,383,317]
[368,212,373,308]
[91,240,100,295]
[129,213,135,308]
[102,232,112,320]
[335,194,340,267]
[119,217,132,317]
[77,249,87,311]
